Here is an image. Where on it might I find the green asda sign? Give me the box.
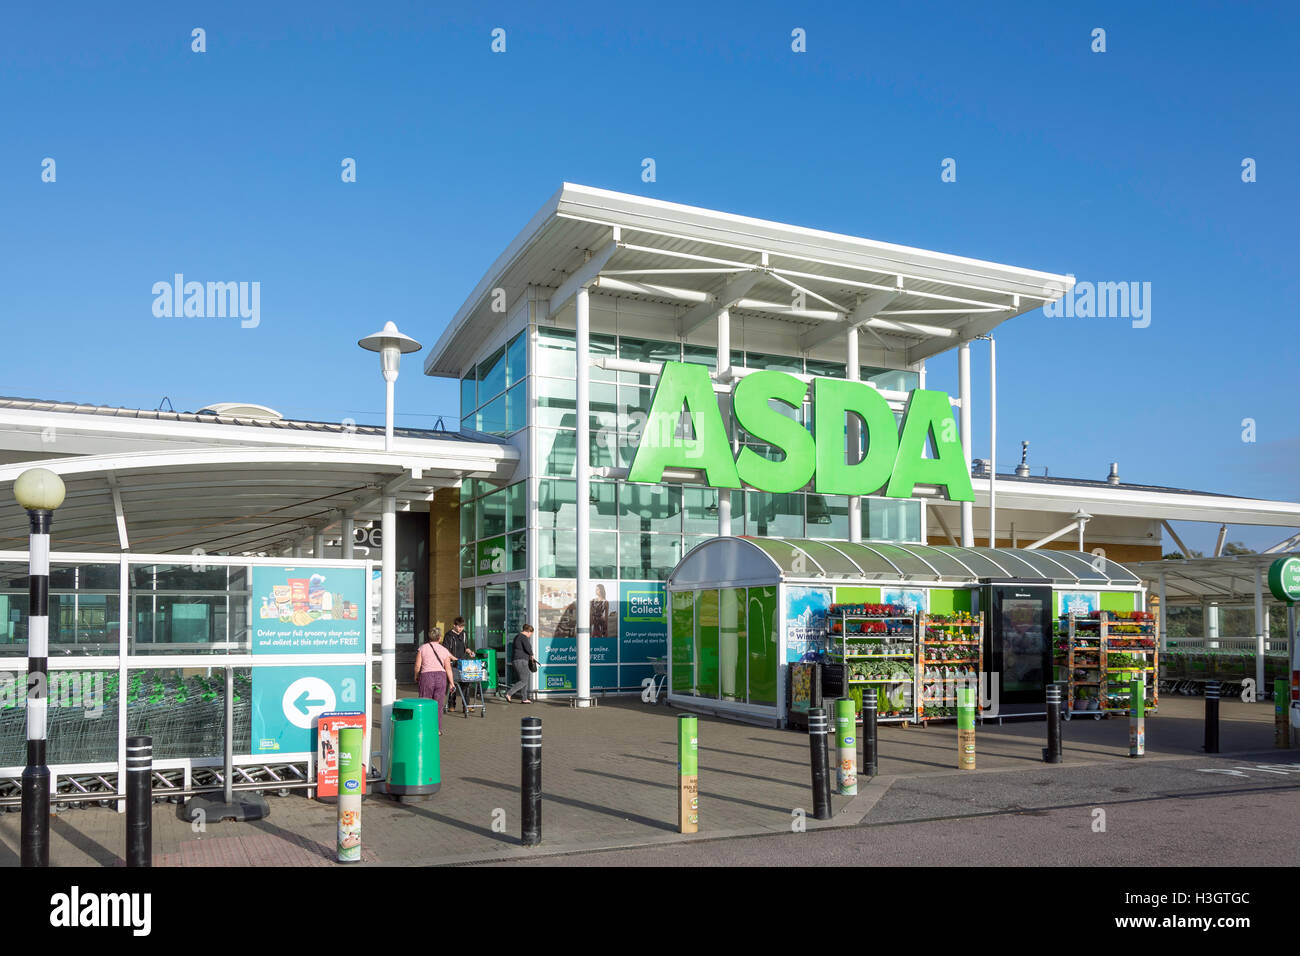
[627,362,974,502]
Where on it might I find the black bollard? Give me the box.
[1043,684,1062,763]
[808,707,832,820]
[521,717,541,846]
[125,736,152,867]
[862,694,878,777]
[1204,680,1220,754]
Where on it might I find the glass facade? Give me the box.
[458,319,923,694]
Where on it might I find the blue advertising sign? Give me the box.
[1057,591,1098,618]
[250,565,367,753]
[251,665,366,755]
[619,582,668,688]
[785,587,831,663]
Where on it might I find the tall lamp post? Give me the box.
[358,322,422,769]
[13,467,66,867]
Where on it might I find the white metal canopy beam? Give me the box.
[676,270,764,335]
[799,288,901,351]
[548,236,621,315]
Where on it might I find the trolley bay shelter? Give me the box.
[664,537,1146,725]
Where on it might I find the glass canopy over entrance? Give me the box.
[668,537,1143,588]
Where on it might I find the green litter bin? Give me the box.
[476,646,498,693]
[386,698,440,800]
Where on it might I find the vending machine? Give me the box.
[979,581,1053,718]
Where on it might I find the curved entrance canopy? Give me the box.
[667,536,1142,589]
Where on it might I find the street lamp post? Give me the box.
[358,322,422,768]
[358,321,423,453]
[13,467,66,867]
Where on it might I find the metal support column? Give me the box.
[957,341,973,546]
[847,325,862,543]
[717,307,732,537]
[381,494,397,755]
[575,286,592,707]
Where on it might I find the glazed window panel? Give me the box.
[536,478,577,531]
[479,394,508,436]
[536,327,576,378]
[671,590,696,694]
[744,492,804,538]
[506,331,527,387]
[505,383,526,433]
[460,375,476,421]
[478,346,507,403]
[682,486,719,534]
[805,494,849,539]
[477,488,507,539]
[536,378,577,430]
[618,482,682,533]
[536,427,579,478]
[618,337,680,386]
[719,587,747,704]
[619,533,681,580]
[695,589,719,699]
[537,531,576,579]
[746,586,779,705]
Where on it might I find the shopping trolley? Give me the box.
[646,657,669,705]
[453,658,488,718]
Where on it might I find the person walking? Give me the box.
[504,623,536,704]
[414,627,456,731]
[443,616,475,713]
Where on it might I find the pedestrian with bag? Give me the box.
[443,616,475,713]
[414,626,456,731]
[504,623,537,704]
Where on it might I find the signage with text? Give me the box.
[627,362,974,502]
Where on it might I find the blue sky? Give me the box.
[2,1,1296,552]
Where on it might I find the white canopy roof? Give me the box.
[425,183,1073,376]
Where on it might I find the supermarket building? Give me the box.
[2,184,1300,794]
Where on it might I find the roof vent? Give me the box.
[971,458,991,478]
[1107,462,1120,485]
[197,402,284,422]
[1015,441,1031,478]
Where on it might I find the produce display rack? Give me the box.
[826,604,917,724]
[1056,611,1159,720]
[916,613,984,724]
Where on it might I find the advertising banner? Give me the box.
[537,579,618,692]
[316,711,367,799]
[620,581,668,689]
[882,588,927,615]
[1057,591,1098,619]
[785,586,831,663]
[251,565,367,754]
[476,536,507,576]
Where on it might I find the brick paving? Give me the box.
[0,691,1287,867]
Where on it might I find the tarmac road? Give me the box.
[489,751,1300,866]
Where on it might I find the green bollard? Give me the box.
[677,714,698,833]
[1277,679,1292,749]
[835,697,857,795]
[957,686,976,770]
[337,725,364,863]
[1129,679,1145,757]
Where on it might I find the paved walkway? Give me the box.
[0,691,1288,867]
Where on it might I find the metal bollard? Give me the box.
[834,698,857,795]
[862,694,878,777]
[807,707,832,820]
[1204,680,1220,754]
[125,736,152,867]
[1043,684,1062,763]
[957,686,977,770]
[521,717,541,846]
[677,713,698,833]
[1128,679,1145,758]
[1276,679,1291,749]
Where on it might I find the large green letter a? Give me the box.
[627,362,740,487]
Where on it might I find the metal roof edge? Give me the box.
[423,184,567,378]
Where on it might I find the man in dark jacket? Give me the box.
[444,617,475,713]
[505,624,536,703]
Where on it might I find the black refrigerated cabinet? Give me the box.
[977,580,1054,720]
